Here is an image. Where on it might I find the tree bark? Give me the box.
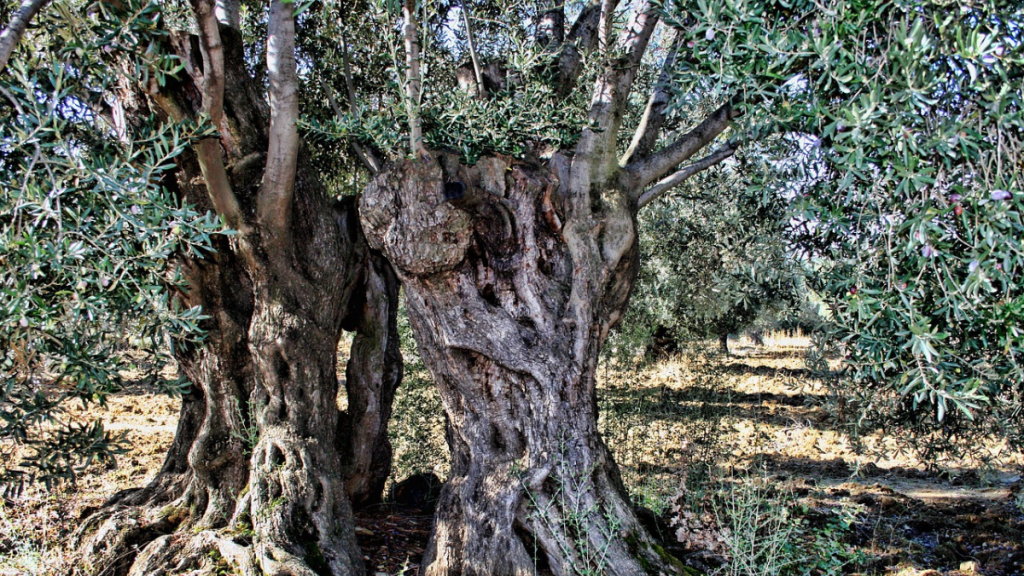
[718,333,729,355]
[362,152,682,576]
[72,25,401,576]
[341,250,403,509]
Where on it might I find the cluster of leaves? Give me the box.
[616,138,806,358]
[0,0,226,491]
[669,0,1024,452]
[299,0,594,169]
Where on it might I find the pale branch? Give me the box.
[598,0,616,50]
[636,141,738,209]
[188,0,247,232]
[0,0,50,73]
[625,98,741,192]
[322,80,381,175]
[259,0,300,237]
[621,30,682,164]
[567,1,601,46]
[460,1,485,99]
[403,0,424,156]
[574,0,658,179]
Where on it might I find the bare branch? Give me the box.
[636,141,738,209]
[323,80,381,175]
[258,0,300,236]
[403,0,424,156]
[461,1,486,99]
[621,30,682,164]
[0,0,51,73]
[625,98,741,192]
[188,0,247,231]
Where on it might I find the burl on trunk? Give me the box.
[361,151,678,576]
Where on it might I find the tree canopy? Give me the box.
[0,0,1021,573]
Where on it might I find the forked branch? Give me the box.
[551,1,600,95]
[189,0,247,231]
[574,0,658,179]
[636,141,738,208]
[625,97,741,193]
[621,30,683,164]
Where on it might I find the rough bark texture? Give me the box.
[72,25,401,576]
[340,250,403,509]
[362,151,679,576]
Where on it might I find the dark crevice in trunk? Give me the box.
[362,151,684,576]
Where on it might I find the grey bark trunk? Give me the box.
[72,26,401,576]
[361,152,682,575]
[719,333,729,355]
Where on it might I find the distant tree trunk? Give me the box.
[362,152,677,575]
[719,333,730,355]
[72,25,401,576]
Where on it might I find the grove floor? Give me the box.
[2,336,1022,575]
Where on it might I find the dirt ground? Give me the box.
[2,336,1022,575]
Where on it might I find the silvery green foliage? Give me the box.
[672,0,1023,449]
[0,0,227,491]
[617,139,804,357]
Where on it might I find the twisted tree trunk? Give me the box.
[72,24,401,576]
[362,152,680,576]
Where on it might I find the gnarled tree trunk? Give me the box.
[361,152,678,576]
[72,23,401,576]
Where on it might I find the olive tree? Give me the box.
[2,0,402,574]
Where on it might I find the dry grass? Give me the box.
[3,338,1023,575]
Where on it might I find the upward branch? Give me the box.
[625,98,741,195]
[550,1,600,95]
[0,0,50,73]
[461,1,485,99]
[403,0,424,156]
[621,30,683,164]
[572,0,659,186]
[259,0,300,240]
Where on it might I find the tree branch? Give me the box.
[625,97,741,192]
[0,0,51,73]
[258,0,300,237]
[621,30,682,164]
[323,80,381,175]
[403,0,424,156]
[572,0,659,184]
[636,141,737,209]
[460,1,485,99]
[188,0,247,232]
[551,1,600,95]
[535,0,563,48]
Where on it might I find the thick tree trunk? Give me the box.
[362,152,681,576]
[718,333,729,355]
[73,26,401,576]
